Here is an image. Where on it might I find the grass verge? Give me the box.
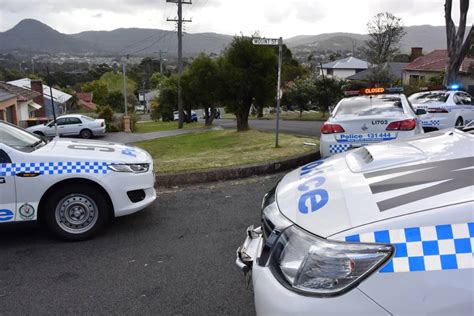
[133,129,319,173]
[134,121,204,133]
[221,111,329,121]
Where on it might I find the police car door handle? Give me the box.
[0,177,5,184]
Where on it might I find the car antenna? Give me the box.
[46,66,59,138]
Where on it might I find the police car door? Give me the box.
[0,148,16,223]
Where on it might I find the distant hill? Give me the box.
[0,19,447,57]
[0,19,104,54]
[285,26,447,53]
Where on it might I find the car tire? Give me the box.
[80,129,92,139]
[455,117,463,127]
[43,185,111,241]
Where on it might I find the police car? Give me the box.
[236,126,473,315]
[408,87,474,131]
[0,121,156,241]
[320,87,425,158]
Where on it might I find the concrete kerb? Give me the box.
[155,150,321,187]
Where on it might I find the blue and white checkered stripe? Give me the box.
[0,162,108,176]
[345,223,474,273]
[329,144,352,154]
[421,120,440,126]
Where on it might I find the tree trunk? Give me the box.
[236,110,249,131]
[443,0,472,86]
[257,106,264,118]
[204,107,215,126]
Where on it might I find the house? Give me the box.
[346,62,409,83]
[7,78,72,119]
[319,57,369,79]
[77,92,98,111]
[403,49,474,92]
[0,82,42,126]
[139,90,159,110]
[0,91,18,124]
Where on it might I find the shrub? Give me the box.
[96,105,114,123]
[106,123,120,132]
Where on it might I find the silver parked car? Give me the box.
[27,114,106,139]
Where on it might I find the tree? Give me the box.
[285,76,316,116]
[443,0,472,85]
[99,71,136,94]
[159,75,178,121]
[363,12,406,65]
[313,77,345,114]
[150,72,165,90]
[217,36,277,131]
[82,80,109,106]
[106,91,124,111]
[87,63,112,81]
[181,54,220,126]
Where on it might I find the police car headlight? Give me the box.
[108,163,149,173]
[268,225,393,297]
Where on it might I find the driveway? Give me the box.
[98,128,203,143]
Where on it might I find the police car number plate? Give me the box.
[336,132,397,143]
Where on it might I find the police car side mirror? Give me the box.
[416,109,427,115]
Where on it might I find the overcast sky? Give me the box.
[0,0,472,38]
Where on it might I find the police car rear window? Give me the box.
[335,96,404,116]
[409,92,449,103]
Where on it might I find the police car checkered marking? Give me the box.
[0,162,108,176]
[422,120,440,126]
[345,222,474,273]
[329,144,352,153]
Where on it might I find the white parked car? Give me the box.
[0,121,156,240]
[27,114,106,139]
[237,126,473,315]
[409,89,474,131]
[320,88,425,158]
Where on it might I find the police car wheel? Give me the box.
[80,129,92,139]
[455,117,463,127]
[44,186,110,241]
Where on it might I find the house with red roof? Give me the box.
[403,49,474,92]
[77,92,98,111]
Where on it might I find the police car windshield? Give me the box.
[335,95,403,116]
[408,91,449,103]
[0,122,44,152]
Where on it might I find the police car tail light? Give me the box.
[427,108,449,113]
[108,163,149,173]
[321,123,345,134]
[269,226,393,297]
[386,119,416,131]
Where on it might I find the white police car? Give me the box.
[320,87,425,158]
[0,121,156,240]
[409,88,474,131]
[237,126,473,315]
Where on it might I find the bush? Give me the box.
[130,113,140,132]
[96,105,114,123]
[106,123,120,132]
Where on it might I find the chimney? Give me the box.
[31,80,46,117]
[410,47,423,62]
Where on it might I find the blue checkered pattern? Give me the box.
[329,144,352,154]
[421,120,440,126]
[0,162,108,176]
[345,223,474,273]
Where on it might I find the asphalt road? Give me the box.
[216,119,324,137]
[0,175,281,315]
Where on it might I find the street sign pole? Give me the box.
[252,37,283,148]
[275,37,282,148]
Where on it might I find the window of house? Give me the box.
[326,69,333,75]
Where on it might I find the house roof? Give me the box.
[404,49,474,73]
[321,57,369,70]
[347,62,409,81]
[0,90,16,103]
[78,100,98,111]
[0,81,40,102]
[77,92,93,102]
[7,78,72,103]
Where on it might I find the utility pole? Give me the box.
[46,66,58,137]
[159,50,164,93]
[122,54,131,132]
[167,0,192,129]
[275,37,283,148]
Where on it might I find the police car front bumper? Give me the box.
[236,226,390,316]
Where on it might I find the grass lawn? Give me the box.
[221,111,329,121]
[133,129,319,173]
[134,121,204,133]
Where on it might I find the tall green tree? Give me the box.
[181,54,220,126]
[285,75,316,116]
[159,75,178,121]
[82,80,109,106]
[218,36,277,131]
[99,71,136,94]
[313,77,345,114]
[444,0,472,85]
[362,12,406,65]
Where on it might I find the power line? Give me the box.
[127,31,175,55]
